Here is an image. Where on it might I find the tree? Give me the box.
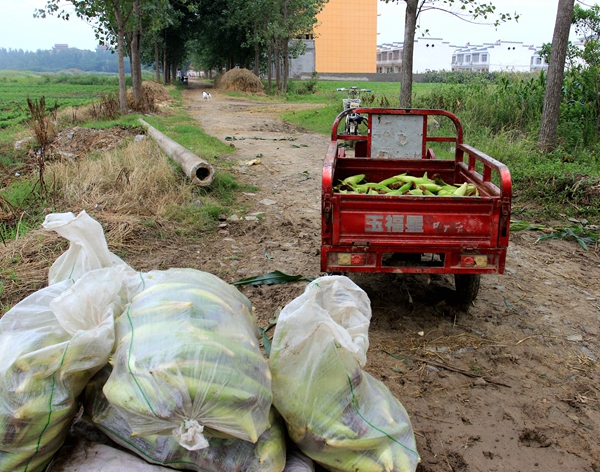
[382,0,518,108]
[399,0,418,108]
[216,0,322,91]
[537,0,576,152]
[36,0,175,112]
[36,1,136,113]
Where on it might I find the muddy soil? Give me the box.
[175,78,600,471]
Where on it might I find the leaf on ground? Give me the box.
[232,270,311,286]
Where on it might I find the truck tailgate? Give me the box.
[331,194,501,248]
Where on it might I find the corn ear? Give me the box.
[340,174,365,186]
[453,182,468,196]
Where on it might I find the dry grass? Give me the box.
[27,96,59,148]
[57,105,94,126]
[46,139,193,215]
[1,138,197,311]
[215,68,265,94]
[127,81,173,111]
[1,230,66,307]
[57,81,173,126]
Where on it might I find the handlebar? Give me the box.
[336,88,372,92]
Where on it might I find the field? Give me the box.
[0,71,122,129]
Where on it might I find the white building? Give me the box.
[377,37,454,73]
[452,40,546,72]
[377,38,548,74]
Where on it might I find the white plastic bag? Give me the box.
[0,268,122,472]
[84,366,286,472]
[269,276,420,472]
[43,211,133,285]
[47,440,175,472]
[103,268,272,451]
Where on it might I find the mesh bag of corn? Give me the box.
[0,268,123,472]
[269,276,421,472]
[84,366,286,472]
[103,268,273,451]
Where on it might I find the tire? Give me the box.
[454,274,480,304]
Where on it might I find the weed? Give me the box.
[165,202,226,235]
[141,219,157,228]
[26,96,59,197]
[90,92,121,120]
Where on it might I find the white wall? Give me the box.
[486,42,535,72]
[412,38,453,72]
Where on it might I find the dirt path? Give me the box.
[180,79,600,471]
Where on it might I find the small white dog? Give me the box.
[203,91,212,100]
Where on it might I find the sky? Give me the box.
[376,0,578,47]
[0,0,581,53]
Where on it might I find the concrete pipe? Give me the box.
[139,118,215,186]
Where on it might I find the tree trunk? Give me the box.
[113,5,128,114]
[282,39,289,93]
[128,43,134,85]
[274,42,281,91]
[267,44,273,91]
[154,41,160,83]
[253,41,260,76]
[130,0,143,104]
[538,0,575,152]
[399,0,418,108]
[282,0,289,93]
[163,49,168,84]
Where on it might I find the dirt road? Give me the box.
[181,79,600,472]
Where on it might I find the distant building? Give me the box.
[377,37,454,73]
[289,39,316,78]
[313,0,378,73]
[288,0,378,76]
[451,40,544,72]
[53,44,69,52]
[530,50,549,72]
[376,38,549,74]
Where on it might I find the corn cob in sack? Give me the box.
[84,365,286,472]
[0,268,122,472]
[269,276,420,472]
[103,268,273,452]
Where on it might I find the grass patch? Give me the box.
[282,104,340,135]
[0,77,119,129]
[141,111,234,165]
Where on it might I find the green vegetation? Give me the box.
[0,72,120,129]
[2,69,599,253]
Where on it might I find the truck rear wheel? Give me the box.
[454,274,480,304]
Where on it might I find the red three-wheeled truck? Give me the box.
[321,107,512,304]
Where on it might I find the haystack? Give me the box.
[215,68,264,94]
[127,81,173,104]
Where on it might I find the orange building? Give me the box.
[313,0,378,73]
